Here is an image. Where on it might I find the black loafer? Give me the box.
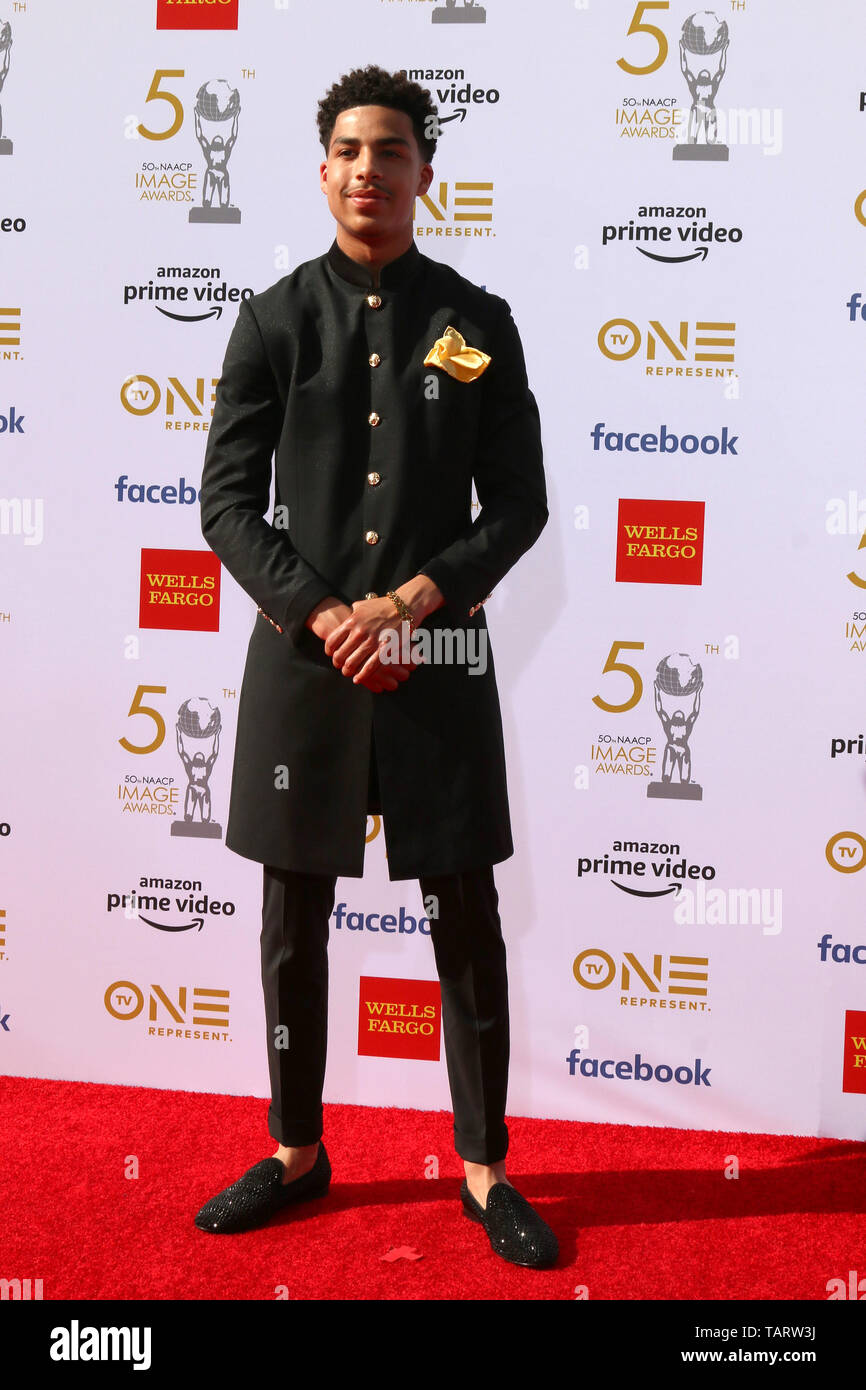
[460,1179,558,1269]
[194,1142,331,1234]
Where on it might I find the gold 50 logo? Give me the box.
[127,68,247,222]
[590,642,711,803]
[611,6,770,162]
[116,684,226,839]
[847,527,866,589]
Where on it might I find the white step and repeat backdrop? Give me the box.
[2,0,865,1141]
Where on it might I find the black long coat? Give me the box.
[200,238,547,880]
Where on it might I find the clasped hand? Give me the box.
[322,597,423,693]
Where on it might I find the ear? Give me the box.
[417,163,434,197]
[319,160,328,193]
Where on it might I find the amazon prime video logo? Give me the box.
[123,266,253,324]
[601,205,743,266]
[106,876,235,934]
[577,838,717,900]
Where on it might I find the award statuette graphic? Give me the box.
[189,80,241,224]
[432,0,486,23]
[647,654,703,801]
[171,698,223,838]
[673,11,730,162]
[0,19,12,156]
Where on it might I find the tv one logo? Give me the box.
[598,318,736,375]
[120,375,218,432]
[1,306,21,357]
[104,980,230,1038]
[826,832,866,873]
[573,949,709,1009]
[156,0,238,30]
[413,180,494,236]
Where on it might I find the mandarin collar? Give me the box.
[326,237,422,290]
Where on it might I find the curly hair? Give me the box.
[317,64,438,162]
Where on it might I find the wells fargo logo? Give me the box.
[104,979,230,1042]
[615,498,705,585]
[842,1010,866,1094]
[139,548,220,632]
[156,0,239,30]
[358,976,441,1061]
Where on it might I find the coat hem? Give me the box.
[223,835,514,882]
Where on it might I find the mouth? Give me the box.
[348,190,388,204]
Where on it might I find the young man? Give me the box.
[195,66,554,1269]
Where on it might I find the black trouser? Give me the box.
[260,736,511,1164]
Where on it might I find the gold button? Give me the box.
[367,472,381,486]
[366,294,382,309]
[368,411,380,426]
[365,530,379,545]
[369,353,381,367]
[364,591,378,600]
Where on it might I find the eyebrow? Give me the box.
[332,135,411,149]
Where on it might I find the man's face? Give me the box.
[320,105,433,245]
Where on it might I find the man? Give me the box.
[195,65,555,1269]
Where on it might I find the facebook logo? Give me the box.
[115,476,200,504]
[590,422,737,455]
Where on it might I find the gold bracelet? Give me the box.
[386,590,415,630]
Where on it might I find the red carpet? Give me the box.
[3,1075,864,1301]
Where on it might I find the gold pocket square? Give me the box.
[423,326,491,383]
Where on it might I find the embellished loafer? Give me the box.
[194,1141,331,1234]
[460,1179,558,1269]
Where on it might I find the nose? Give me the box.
[353,145,384,184]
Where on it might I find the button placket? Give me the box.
[364,290,387,574]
